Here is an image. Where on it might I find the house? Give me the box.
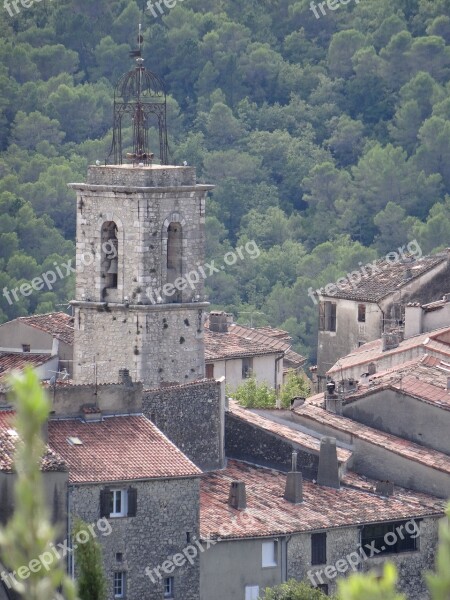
[205,312,305,392]
[49,411,202,600]
[200,458,444,600]
[0,312,74,378]
[316,250,450,389]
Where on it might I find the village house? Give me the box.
[316,250,450,389]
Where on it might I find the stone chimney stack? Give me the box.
[317,436,340,489]
[209,311,228,333]
[119,368,133,387]
[229,481,246,510]
[284,451,303,504]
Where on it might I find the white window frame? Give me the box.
[114,572,125,598]
[111,489,127,518]
[245,585,259,600]
[262,540,278,568]
[164,576,174,598]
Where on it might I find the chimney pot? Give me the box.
[284,470,303,504]
[375,480,394,497]
[317,436,340,489]
[209,311,228,333]
[229,481,246,510]
[291,451,298,472]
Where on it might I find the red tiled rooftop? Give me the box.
[0,411,67,473]
[17,312,74,345]
[320,252,447,302]
[327,326,450,375]
[228,401,352,464]
[294,404,450,476]
[200,460,444,540]
[205,329,282,361]
[0,352,54,376]
[48,415,201,484]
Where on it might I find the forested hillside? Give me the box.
[1,0,450,362]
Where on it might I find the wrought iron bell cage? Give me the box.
[108,52,169,166]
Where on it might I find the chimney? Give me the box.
[229,481,246,510]
[317,437,340,489]
[382,332,399,352]
[209,311,228,333]
[284,451,303,504]
[375,481,394,497]
[51,336,59,356]
[119,368,133,387]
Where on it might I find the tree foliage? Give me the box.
[72,519,107,600]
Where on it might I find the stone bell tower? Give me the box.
[69,46,213,387]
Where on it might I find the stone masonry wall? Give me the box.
[225,413,319,477]
[288,517,439,599]
[70,477,200,600]
[73,303,207,387]
[143,380,224,471]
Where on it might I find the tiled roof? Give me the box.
[319,252,447,302]
[205,323,306,365]
[18,312,74,345]
[204,329,282,361]
[48,415,201,484]
[339,354,450,411]
[293,404,450,476]
[0,411,67,473]
[229,401,352,463]
[0,352,54,376]
[200,460,444,540]
[327,326,450,375]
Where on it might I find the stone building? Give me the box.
[204,312,305,392]
[68,164,213,388]
[200,459,443,600]
[316,250,450,388]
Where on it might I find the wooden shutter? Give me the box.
[100,488,113,518]
[319,302,325,331]
[127,487,137,517]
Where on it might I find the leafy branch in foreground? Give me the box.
[0,367,77,600]
[72,518,107,600]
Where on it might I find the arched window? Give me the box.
[101,221,118,299]
[167,222,182,303]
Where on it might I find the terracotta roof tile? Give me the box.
[229,401,352,464]
[18,312,74,345]
[48,415,201,484]
[294,404,450,475]
[0,353,54,376]
[200,460,444,540]
[0,411,67,473]
[205,329,281,361]
[320,253,447,302]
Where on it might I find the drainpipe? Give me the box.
[275,353,284,409]
[282,535,291,582]
[68,486,74,578]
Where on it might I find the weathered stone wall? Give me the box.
[289,517,439,599]
[73,303,207,387]
[225,413,319,476]
[70,477,200,600]
[143,379,225,471]
[69,164,214,387]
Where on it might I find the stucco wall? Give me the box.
[343,389,450,455]
[210,354,279,392]
[200,537,284,600]
[70,477,200,600]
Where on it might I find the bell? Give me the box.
[107,258,118,275]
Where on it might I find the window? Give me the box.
[167,222,183,303]
[100,487,137,518]
[358,304,366,323]
[361,521,419,555]
[319,302,336,332]
[262,540,278,567]
[22,344,30,353]
[245,586,259,600]
[311,532,327,565]
[317,584,329,595]
[164,577,174,598]
[114,572,125,598]
[100,221,119,299]
[116,553,123,562]
[242,357,253,379]
[206,363,215,379]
